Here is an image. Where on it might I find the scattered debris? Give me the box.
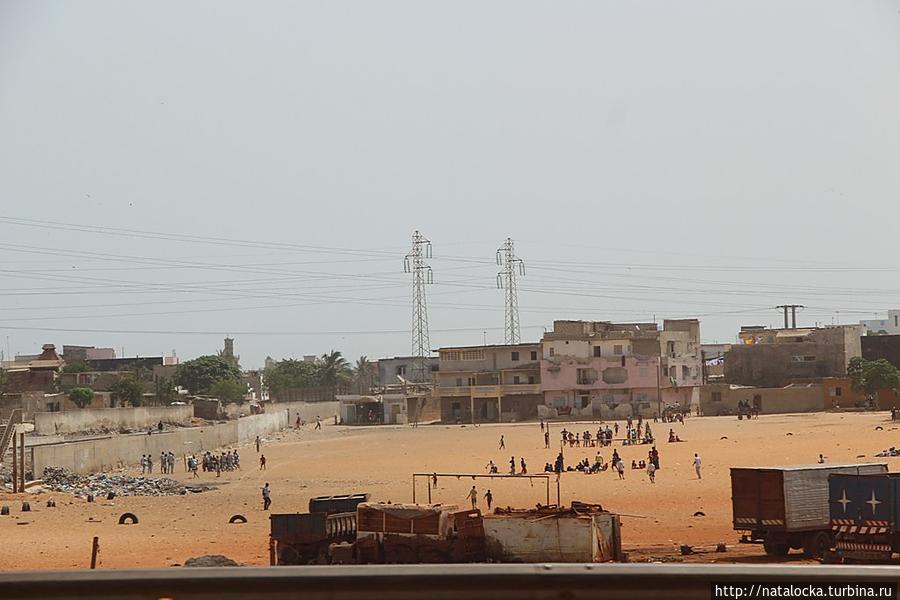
[183,555,239,568]
[118,512,139,525]
[693,511,705,517]
[875,447,900,457]
[680,545,694,555]
[720,436,728,440]
[229,514,247,524]
[42,467,200,498]
[786,433,793,436]
[716,543,727,553]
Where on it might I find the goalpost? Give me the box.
[411,472,558,506]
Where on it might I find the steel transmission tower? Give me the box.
[404,230,433,382]
[497,237,525,344]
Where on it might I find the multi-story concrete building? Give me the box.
[861,310,900,335]
[435,343,542,423]
[540,319,701,418]
[725,324,863,388]
[375,355,438,386]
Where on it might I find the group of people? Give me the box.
[199,449,241,475]
[139,452,177,475]
[560,426,614,448]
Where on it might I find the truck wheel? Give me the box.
[763,540,790,556]
[803,532,831,559]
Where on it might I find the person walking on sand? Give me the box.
[499,435,505,450]
[540,419,544,432]
[509,456,516,475]
[647,461,656,483]
[315,417,322,431]
[520,457,527,475]
[255,435,261,453]
[260,454,267,470]
[468,485,478,509]
[484,489,493,511]
[616,458,625,480]
[544,430,550,448]
[693,453,702,479]
[262,483,271,511]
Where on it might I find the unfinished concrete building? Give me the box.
[540,319,701,419]
[436,343,542,423]
[725,325,863,388]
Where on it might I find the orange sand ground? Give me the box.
[1,411,897,570]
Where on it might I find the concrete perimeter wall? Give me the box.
[34,405,193,436]
[224,400,340,425]
[32,412,290,475]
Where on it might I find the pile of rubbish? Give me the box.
[875,447,900,457]
[41,466,200,497]
[183,555,240,567]
[493,501,607,518]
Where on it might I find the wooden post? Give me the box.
[90,537,100,569]
[412,475,416,503]
[269,538,276,566]
[11,430,17,493]
[427,475,432,503]
[19,432,25,493]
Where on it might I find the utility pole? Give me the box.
[496,238,525,345]
[775,304,804,329]
[404,230,433,383]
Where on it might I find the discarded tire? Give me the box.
[229,514,247,524]
[107,492,116,500]
[21,502,31,512]
[118,512,139,525]
[1,505,9,516]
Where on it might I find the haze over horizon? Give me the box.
[1,1,899,368]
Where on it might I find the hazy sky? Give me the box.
[1,1,899,368]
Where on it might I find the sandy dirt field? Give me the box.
[1,411,897,570]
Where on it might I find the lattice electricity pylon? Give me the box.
[404,230,433,383]
[496,237,525,345]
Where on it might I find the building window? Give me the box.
[513,375,520,384]
[791,355,817,363]
[455,378,463,387]
[830,387,842,397]
[614,344,623,356]
[431,364,439,371]
[669,366,677,378]
[579,395,590,409]
[711,392,722,402]
[396,366,406,376]
[468,377,476,386]
[576,368,598,385]
[593,346,602,357]
[530,350,538,361]
[528,375,535,384]
[442,351,460,361]
[682,365,690,379]
[549,347,555,357]
[511,351,520,362]
[462,350,485,361]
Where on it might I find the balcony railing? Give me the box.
[437,384,541,397]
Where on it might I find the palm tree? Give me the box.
[353,356,373,394]
[318,350,352,389]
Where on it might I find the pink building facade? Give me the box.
[540,320,700,419]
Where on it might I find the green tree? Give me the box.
[317,350,351,388]
[353,356,373,394]
[264,359,319,398]
[848,357,900,408]
[174,355,241,395]
[155,377,178,405]
[68,387,95,408]
[111,375,144,407]
[210,378,247,404]
[62,361,90,374]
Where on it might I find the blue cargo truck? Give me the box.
[829,471,900,563]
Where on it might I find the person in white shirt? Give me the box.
[693,453,702,479]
